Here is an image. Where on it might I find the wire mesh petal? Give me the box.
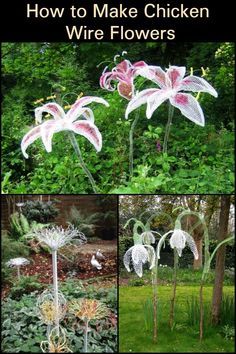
[123,246,134,272]
[182,231,199,260]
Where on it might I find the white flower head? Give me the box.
[6,257,30,267]
[170,228,199,259]
[123,244,155,277]
[141,231,156,245]
[32,225,87,251]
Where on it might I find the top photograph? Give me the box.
[1,42,234,194]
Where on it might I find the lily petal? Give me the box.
[21,125,41,158]
[117,81,133,100]
[137,65,168,88]
[170,93,205,126]
[100,71,116,90]
[116,59,131,73]
[167,66,186,88]
[125,88,158,118]
[180,75,218,97]
[67,96,109,122]
[146,90,170,119]
[40,120,61,153]
[35,102,65,124]
[71,120,102,152]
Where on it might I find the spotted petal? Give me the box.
[67,96,109,122]
[35,102,65,124]
[70,120,102,152]
[125,88,158,118]
[166,66,186,88]
[180,76,218,97]
[116,59,131,73]
[40,119,62,153]
[21,125,42,158]
[170,93,205,126]
[137,66,168,88]
[117,81,133,100]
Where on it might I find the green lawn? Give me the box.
[119,285,235,353]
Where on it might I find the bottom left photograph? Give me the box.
[1,194,118,353]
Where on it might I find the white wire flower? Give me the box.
[123,244,156,277]
[157,229,199,259]
[31,225,87,251]
[6,257,30,267]
[141,230,160,245]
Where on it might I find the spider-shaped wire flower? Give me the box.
[125,65,217,126]
[70,298,109,321]
[21,96,109,158]
[31,225,87,251]
[6,257,30,279]
[41,326,72,353]
[157,228,199,259]
[37,289,67,325]
[123,244,156,278]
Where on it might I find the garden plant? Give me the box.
[2,42,234,193]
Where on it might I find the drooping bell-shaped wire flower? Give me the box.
[21,96,109,158]
[123,244,156,277]
[6,257,30,279]
[100,59,147,100]
[157,228,199,260]
[31,225,87,251]
[125,65,218,126]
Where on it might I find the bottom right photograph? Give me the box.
[119,195,235,353]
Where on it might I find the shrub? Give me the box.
[9,275,44,300]
[22,200,59,223]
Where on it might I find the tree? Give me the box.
[211,195,231,325]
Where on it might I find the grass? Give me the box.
[119,266,235,286]
[119,285,235,353]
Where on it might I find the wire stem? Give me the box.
[68,132,98,193]
[129,110,140,179]
[163,104,174,154]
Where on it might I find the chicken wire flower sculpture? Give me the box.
[156,210,199,328]
[40,326,72,353]
[21,96,109,193]
[100,58,147,100]
[37,289,67,326]
[125,65,218,153]
[6,257,30,280]
[100,55,147,178]
[32,225,87,339]
[123,219,157,278]
[124,244,156,278]
[70,298,109,353]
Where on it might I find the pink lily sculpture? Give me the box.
[21,96,109,158]
[100,59,147,100]
[125,65,218,126]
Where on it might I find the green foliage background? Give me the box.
[1,42,234,193]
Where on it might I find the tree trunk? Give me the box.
[211,195,230,325]
[193,238,203,269]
